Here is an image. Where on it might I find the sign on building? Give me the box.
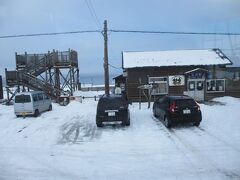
[168,75,185,86]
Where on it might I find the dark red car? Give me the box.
[153,95,202,128]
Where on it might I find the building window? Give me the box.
[206,79,225,92]
[197,81,204,90]
[149,77,168,95]
[188,81,195,91]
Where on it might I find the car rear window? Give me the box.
[175,99,196,107]
[15,95,31,103]
[98,97,127,109]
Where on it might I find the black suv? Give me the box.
[96,94,130,127]
[153,95,202,128]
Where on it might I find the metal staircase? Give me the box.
[25,54,52,76]
[20,73,60,99]
[5,49,80,103]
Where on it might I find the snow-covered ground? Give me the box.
[0,95,240,180]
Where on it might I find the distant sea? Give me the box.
[80,74,117,85]
[1,74,118,87]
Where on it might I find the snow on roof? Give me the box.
[184,68,209,74]
[122,49,232,68]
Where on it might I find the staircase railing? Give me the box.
[25,53,54,76]
[21,73,64,99]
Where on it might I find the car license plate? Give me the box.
[108,112,115,116]
[21,112,26,116]
[183,109,191,114]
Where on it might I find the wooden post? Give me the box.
[0,75,3,100]
[69,66,73,96]
[55,68,60,102]
[139,78,142,110]
[77,68,80,90]
[103,20,109,96]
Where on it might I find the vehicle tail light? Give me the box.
[194,102,201,111]
[169,101,177,113]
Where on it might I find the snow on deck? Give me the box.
[123,49,232,68]
[0,96,240,179]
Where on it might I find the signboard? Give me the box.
[123,71,128,77]
[138,84,153,89]
[188,72,205,79]
[169,75,185,86]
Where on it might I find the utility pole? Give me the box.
[103,20,110,95]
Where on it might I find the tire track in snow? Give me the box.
[152,116,240,179]
[58,115,101,144]
[195,127,240,152]
[151,115,205,179]
[169,127,240,179]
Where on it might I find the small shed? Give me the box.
[113,74,126,91]
[121,48,240,101]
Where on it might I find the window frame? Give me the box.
[148,76,168,95]
[32,94,38,102]
[37,93,44,101]
[206,79,226,93]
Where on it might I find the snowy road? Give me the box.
[0,96,240,180]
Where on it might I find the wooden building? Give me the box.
[118,49,240,102]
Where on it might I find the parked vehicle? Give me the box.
[153,95,202,128]
[14,91,52,117]
[96,94,130,127]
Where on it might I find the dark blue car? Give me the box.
[96,94,130,127]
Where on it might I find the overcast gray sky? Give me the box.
[0,0,240,77]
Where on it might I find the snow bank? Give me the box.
[212,96,240,106]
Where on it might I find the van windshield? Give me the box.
[15,95,31,103]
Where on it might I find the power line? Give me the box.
[108,63,122,70]
[84,0,101,29]
[88,0,101,27]
[109,29,240,36]
[1,29,240,39]
[0,30,101,39]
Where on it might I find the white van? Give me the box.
[14,91,52,117]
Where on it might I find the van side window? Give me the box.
[43,94,50,99]
[33,94,38,102]
[38,93,43,101]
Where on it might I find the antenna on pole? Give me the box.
[103,20,110,95]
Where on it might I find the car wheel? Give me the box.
[34,109,39,117]
[48,105,52,111]
[194,122,200,126]
[96,119,103,127]
[164,116,171,128]
[153,108,158,118]
[16,115,21,118]
[125,116,130,126]
[123,112,130,126]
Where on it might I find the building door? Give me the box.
[187,79,204,101]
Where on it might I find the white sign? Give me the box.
[115,87,122,94]
[123,71,128,77]
[169,75,185,86]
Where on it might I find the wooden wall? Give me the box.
[205,79,240,100]
[126,66,203,102]
[125,66,240,102]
